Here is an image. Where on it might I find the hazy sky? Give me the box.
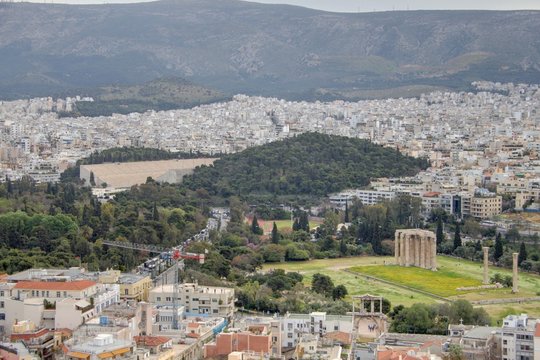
[249,0,540,12]
[14,0,540,9]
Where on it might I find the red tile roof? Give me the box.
[14,280,96,291]
[11,328,50,341]
[134,336,171,347]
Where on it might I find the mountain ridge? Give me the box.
[1,1,539,99]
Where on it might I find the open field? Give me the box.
[262,256,439,307]
[253,218,323,234]
[262,256,540,318]
[481,302,540,322]
[349,265,480,297]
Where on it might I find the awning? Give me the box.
[97,352,114,359]
[67,352,90,359]
[112,348,131,356]
[75,300,91,308]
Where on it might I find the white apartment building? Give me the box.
[280,312,352,349]
[501,314,537,360]
[149,283,235,319]
[329,190,395,207]
[0,283,15,335]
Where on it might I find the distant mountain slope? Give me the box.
[0,1,539,99]
[67,77,229,116]
[182,132,429,198]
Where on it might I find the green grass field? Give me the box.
[349,265,480,297]
[262,256,438,307]
[261,255,540,318]
[256,219,322,233]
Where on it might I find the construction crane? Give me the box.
[102,240,206,330]
[102,240,205,263]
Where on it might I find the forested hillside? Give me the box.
[0,177,207,273]
[184,133,429,198]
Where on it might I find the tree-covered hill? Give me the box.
[183,133,429,197]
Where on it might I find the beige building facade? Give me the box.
[149,283,235,319]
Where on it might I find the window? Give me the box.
[213,309,218,313]
[56,292,61,298]
[64,291,67,297]
[0,291,4,297]
[42,291,45,297]
[334,325,339,331]
[166,297,171,302]
[0,301,3,308]
[0,314,4,320]
[157,297,161,302]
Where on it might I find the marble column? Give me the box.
[483,247,490,284]
[405,235,410,266]
[420,237,426,268]
[400,234,406,266]
[428,239,432,269]
[431,237,437,270]
[512,252,519,293]
[414,236,420,267]
[395,232,400,265]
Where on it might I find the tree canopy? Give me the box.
[183,133,429,199]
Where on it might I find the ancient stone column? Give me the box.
[428,238,432,269]
[414,236,420,267]
[431,237,437,270]
[420,237,426,269]
[400,233,406,266]
[395,231,400,265]
[512,252,519,293]
[405,234,412,266]
[482,247,490,284]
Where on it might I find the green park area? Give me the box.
[349,264,480,297]
[262,255,540,320]
[256,218,322,234]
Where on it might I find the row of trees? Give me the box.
[434,213,540,274]
[390,300,490,334]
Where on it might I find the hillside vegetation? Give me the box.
[183,133,429,198]
[1,1,540,99]
[64,78,229,117]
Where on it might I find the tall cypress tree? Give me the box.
[494,233,504,262]
[436,217,445,247]
[89,171,96,186]
[453,222,462,250]
[340,238,347,255]
[518,241,528,265]
[271,222,280,244]
[344,201,350,223]
[152,202,160,221]
[251,215,263,235]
